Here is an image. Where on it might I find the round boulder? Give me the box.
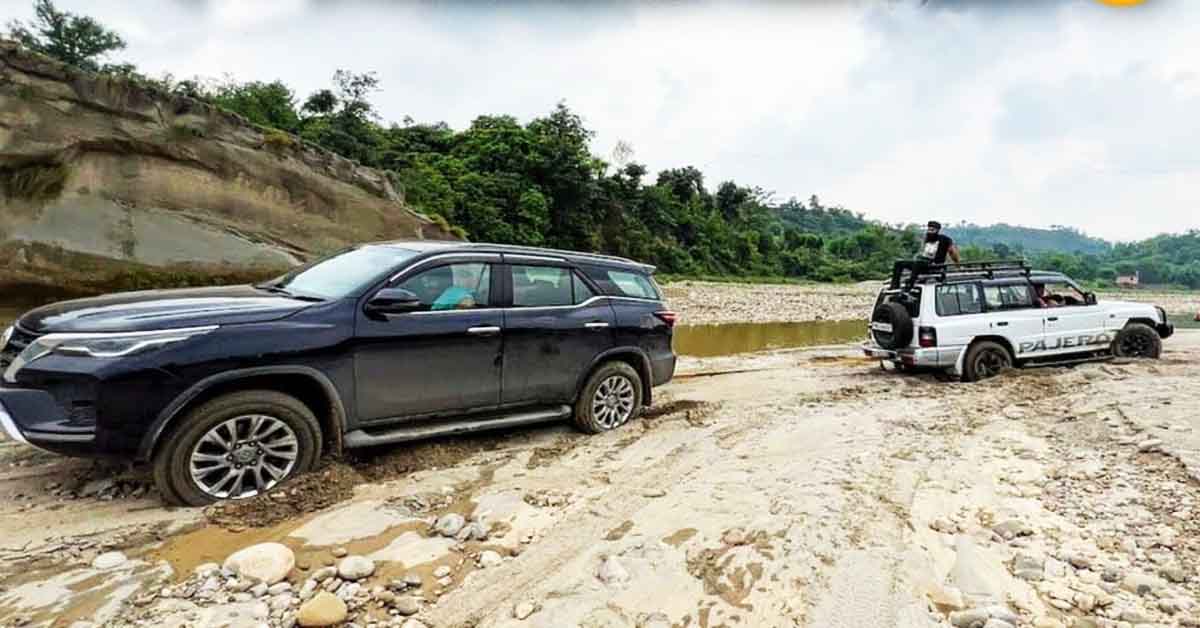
[296,591,348,627]
[223,542,296,585]
[336,555,376,581]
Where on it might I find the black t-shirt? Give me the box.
[919,234,954,264]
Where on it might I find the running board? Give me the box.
[343,405,572,448]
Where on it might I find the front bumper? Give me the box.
[1157,322,1175,340]
[0,387,97,456]
[861,342,962,369]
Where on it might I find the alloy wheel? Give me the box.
[188,414,299,499]
[592,375,636,429]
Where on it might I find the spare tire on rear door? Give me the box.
[871,301,914,349]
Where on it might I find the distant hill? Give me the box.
[944,223,1111,255]
[774,197,873,235]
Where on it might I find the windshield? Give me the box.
[267,245,418,300]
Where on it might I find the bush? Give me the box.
[263,129,297,151]
[0,163,67,201]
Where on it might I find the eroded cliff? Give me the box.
[0,40,456,296]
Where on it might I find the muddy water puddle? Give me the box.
[673,319,867,357]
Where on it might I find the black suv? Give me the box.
[0,242,676,505]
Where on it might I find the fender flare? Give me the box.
[136,366,348,462]
[576,347,654,405]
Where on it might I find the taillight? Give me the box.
[918,326,938,348]
[654,311,678,327]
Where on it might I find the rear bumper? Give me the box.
[861,343,961,369]
[0,387,98,456]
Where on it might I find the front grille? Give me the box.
[0,325,39,372]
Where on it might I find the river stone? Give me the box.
[394,595,421,616]
[479,550,503,568]
[224,543,296,585]
[513,601,537,619]
[949,609,990,628]
[337,556,375,581]
[296,591,347,627]
[597,556,630,585]
[401,620,427,628]
[91,551,127,570]
[434,513,466,538]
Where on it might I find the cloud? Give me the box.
[14,0,1200,240]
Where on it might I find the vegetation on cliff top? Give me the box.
[6,1,1199,288]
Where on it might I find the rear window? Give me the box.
[936,283,983,317]
[582,266,661,300]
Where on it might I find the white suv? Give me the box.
[862,261,1175,381]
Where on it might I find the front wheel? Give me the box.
[573,362,643,434]
[962,341,1013,382]
[1112,323,1162,359]
[153,390,322,506]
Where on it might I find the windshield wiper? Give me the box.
[254,284,325,302]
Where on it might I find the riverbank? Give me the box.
[661,279,1198,326]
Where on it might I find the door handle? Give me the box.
[995,321,1009,327]
[467,326,501,336]
[584,322,610,330]
[1046,317,1059,322]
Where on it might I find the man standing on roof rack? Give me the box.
[918,221,960,265]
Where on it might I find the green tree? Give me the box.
[7,0,127,71]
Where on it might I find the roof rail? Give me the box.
[461,243,653,270]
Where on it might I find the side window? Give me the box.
[396,263,491,311]
[605,270,659,299]
[984,284,1034,311]
[936,283,983,316]
[512,265,573,307]
[573,272,596,305]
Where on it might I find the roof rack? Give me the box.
[890,259,1031,289]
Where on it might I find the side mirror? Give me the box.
[366,288,422,314]
[1085,292,1097,305]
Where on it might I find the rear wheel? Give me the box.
[962,341,1013,382]
[573,362,643,434]
[153,390,322,506]
[1112,323,1162,359]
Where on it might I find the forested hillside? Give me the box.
[7,1,1198,288]
[946,223,1111,255]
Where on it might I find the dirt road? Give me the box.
[2,334,1199,628]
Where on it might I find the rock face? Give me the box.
[0,40,456,293]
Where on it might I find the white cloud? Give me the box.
[12,0,1200,240]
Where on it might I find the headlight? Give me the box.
[3,326,217,383]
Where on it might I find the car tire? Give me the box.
[153,390,322,507]
[871,301,914,350]
[573,361,643,434]
[1112,323,1162,359]
[962,340,1013,382]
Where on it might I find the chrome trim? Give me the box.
[584,322,611,329]
[467,326,501,336]
[386,252,503,284]
[398,295,663,316]
[0,400,29,444]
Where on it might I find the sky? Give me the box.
[5,0,1198,241]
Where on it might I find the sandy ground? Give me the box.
[1,332,1199,627]
[661,280,1199,326]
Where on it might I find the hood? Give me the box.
[17,285,316,334]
